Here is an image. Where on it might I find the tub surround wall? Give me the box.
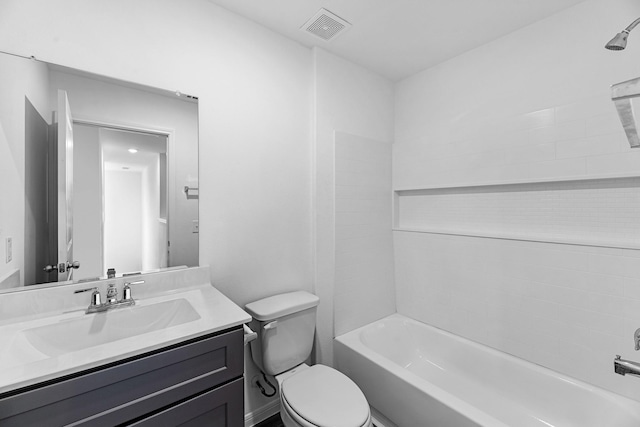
[335,133,395,336]
[395,232,640,400]
[393,0,640,401]
[313,48,395,366]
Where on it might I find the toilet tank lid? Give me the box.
[245,291,319,321]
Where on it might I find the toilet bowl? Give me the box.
[245,291,372,427]
[276,364,372,427]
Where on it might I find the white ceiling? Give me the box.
[209,0,587,81]
[101,128,167,172]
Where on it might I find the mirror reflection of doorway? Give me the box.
[16,58,199,289]
[73,123,169,280]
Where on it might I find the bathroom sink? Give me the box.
[22,298,201,357]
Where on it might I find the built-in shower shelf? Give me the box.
[393,171,640,193]
[392,227,640,250]
[394,173,640,251]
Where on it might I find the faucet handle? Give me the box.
[74,287,101,306]
[123,280,145,300]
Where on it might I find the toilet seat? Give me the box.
[281,397,372,427]
[280,365,371,427]
[281,396,322,427]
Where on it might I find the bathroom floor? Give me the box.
[256,413,378,427]
[256,413,285,427]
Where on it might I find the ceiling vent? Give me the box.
[301,8,351,42]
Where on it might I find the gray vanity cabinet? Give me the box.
[0,326,244,426]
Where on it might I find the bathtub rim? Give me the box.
[334,313,640,426]
[335,314,508,427]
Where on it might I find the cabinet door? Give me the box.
[0,328,243,427]
[130,378,243,427]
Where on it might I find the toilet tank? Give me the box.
[245,291,320,376]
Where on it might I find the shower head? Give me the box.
[606,17,640,51]
[606,31,629,50]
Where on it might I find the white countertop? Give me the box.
[0,268,251,395]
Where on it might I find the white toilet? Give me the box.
[245,291,372,427]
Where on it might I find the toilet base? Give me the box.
[275,364,311,427]
[274,363,372,427]
[278,403,298,427]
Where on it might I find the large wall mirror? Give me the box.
[0,52,199,292]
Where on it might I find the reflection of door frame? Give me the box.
[73,118,174,271]
[24,97,50,286]
[57,90,75,283]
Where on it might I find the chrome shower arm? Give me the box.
[623,17,640,33]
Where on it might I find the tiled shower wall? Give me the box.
[394,232,640,400]
[393,93,631,189]
[393,0,640,401]
[334,132,395,336]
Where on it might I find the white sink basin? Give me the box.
[22,298,201,357]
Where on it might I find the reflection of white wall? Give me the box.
[75,125,164,278]
[102,129,164,275]
[0,53,50,288]
[73,124,103,280]
[47,70,198,269]
[104,170,142,274]
[141,156,160,271]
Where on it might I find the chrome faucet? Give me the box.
[75,280,144,314]
[614,355,640,377]
[123,280,145,301]
[612,328,640,378]
[106,283,118,304]
[74,287,101,309]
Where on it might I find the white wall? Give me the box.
[73,124,103,280]
[104,170,143,274]
[0,53,50,288]
[141,155,161,271]
[242,48,396,421]
[313,48,395,366]
[394,0,640,401]
[0,0,313,420]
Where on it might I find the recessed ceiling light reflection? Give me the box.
[128,148,138,154]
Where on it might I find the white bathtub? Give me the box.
[334,314,640,427]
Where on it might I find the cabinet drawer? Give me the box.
[0,327,243,427]
[129,377,244,427]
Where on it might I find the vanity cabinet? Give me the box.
[0,326,244,427]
